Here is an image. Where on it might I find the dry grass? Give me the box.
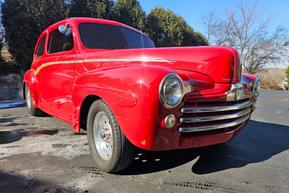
[256,68,286,90]
[1,49,13,62]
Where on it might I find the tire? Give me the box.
[87,100,135,173]
[25,85,44,116]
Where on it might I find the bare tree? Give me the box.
[203,1,288,73]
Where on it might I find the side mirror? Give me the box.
[58,25,72,36]
[58,25,67,34]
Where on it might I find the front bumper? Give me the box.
[153,81,257,151]
[153,98,254,151]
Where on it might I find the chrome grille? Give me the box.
[179,99,252,133]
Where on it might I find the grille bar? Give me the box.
[179,114,250,133]
[180,107,251,123]
[181,100,252,114]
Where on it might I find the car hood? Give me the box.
[80,46,240,83]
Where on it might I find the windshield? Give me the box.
[78,23,155,49]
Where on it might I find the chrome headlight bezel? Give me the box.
[253,77,261,97]
[159,73,184,109]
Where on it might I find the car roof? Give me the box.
[46,17,143,34]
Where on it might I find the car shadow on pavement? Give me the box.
[0,128,59,144]
[0,117,19,123]
[121,120,289,175]
[191,120,289,174]
[0,171,76,193]
[121,148,200,175]
[0,116,28,127]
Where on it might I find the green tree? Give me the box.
[2,0,68,71]
[0,15,7,74]
[69,0,114,19]
[146,7,207,47]
[113,0,146,30]
[182,27,208,46]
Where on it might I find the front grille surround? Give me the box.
[179,99,252,133]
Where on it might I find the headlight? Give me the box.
[253,78,261,97]
[159,73,184,108]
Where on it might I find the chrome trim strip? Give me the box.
[179,114,250,133]
[181,100,252,113]
[33,56,174,75]
[180,107,251,123]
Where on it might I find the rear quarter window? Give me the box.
[36,35,46,57]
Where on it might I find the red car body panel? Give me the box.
[23,18,258,151]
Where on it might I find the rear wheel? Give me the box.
[25,85,43,116]
[87,100,135,173]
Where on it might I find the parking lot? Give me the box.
[0,90,289,193]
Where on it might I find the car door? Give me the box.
[37,22,76,123]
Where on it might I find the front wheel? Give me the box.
[87,100,135,173]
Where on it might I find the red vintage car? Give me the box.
[23,18,260,172]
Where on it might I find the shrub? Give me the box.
[285,66,289,88]
[256,69,286,90]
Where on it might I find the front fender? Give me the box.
[72,65,173,150]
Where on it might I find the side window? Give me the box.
[48,27,73,53]
[122,28,154,48]
[78,23,128,49]
[36,35,46,57]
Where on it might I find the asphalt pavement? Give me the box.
[0,90,289,193]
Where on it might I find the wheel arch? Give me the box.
[23,70,39,107]
[79,94,101,131]
[23,82,27,100]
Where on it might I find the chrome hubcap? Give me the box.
[93,111,113,160]
[26,89,32,110]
